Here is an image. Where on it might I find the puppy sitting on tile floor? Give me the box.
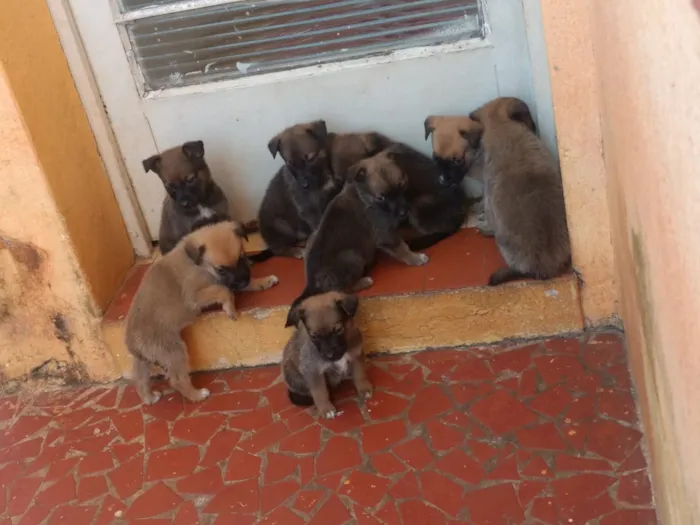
[282,291,372,419]
[125,220,278,405]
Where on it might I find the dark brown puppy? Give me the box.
[326,131,394,182]
[295,144,429,304]
[468,97,571,286]
[143,141,231,255]
[252,123,391,263]
[282,291,371,419]
[125,221,279,405]
[385,142,469,251]
[253,120,340,262]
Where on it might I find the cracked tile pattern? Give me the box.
[0,332,657,524]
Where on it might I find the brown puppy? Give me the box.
[282,291,371,418]
[143,141,231,255]
[326,131,394,182]
[125,221,279,405]
[468,97,571,286]
[295,144,428,303]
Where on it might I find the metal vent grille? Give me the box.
[118,0,482,92]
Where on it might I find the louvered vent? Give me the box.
[117,0,483,92]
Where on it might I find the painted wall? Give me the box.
[542,0,700,522]
[0,67,118,385]
[0,0,134,311]
[539,0,618,328]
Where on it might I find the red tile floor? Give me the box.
[0,332,657,524]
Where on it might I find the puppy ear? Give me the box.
[267,134,281,158]
[460,126,484,149]
[348,164,367,183]
[506,99,536,132]
[285,304,305,328]
[307,120,328,143]
[184,242,206,265]
[142,154,162,174]
[182,140,205,159]
[336,294,359,318]
[232,222,249,242]
[424,117,436,140]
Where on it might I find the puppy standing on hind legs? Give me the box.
[282,291,372,418]
[125,221,279,405]
[468,97,571,286]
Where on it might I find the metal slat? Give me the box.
[120,0,482,91]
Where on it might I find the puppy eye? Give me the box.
[186,174,197,184]
[305,152,317,162]
[452,157,464,165]
[377,194,386,202]
[215,267,227,276]
[335,326,345,335]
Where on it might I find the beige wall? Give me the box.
[0,67,118,384]
[543,0,700,522]
[0,0,134,311]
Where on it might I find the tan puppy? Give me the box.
[125,221,279,405]
[468,97,571,285]
[282,291,372,418]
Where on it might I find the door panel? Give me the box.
[69,0,548,240]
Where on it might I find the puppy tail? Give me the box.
[288,390,314,407]
[488,267,536,286]
[248,249,275,264]
[408,229,458,251]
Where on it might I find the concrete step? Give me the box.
[102,228,583,376]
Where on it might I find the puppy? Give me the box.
[424,113,538,206]
[252,120,343,262]
[125,221,279,405]
[468,97,571,285]
[297,144,429,301]
[282,291,372,418]
[143,140,231,255]
[326,131,394,182]
[385,142,469,251]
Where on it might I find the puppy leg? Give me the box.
[133,358,162,405]
[382,240,429,266]
[475,212,495,237]
[307,377,337,419]
[242,275,280,291]
[166,342,211,403]
[195,284,237,319]
[488,267,536,286]
[351,356,373,400]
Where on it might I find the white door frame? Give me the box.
[47,0,557,258]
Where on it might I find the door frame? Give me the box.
[48,0,557,257]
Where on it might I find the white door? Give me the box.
[67,0,555,242]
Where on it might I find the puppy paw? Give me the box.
[358,386,373,401]
[410,252,430,266]
[291,247,305,259]
[263,275,279,289]
[353,276,374,292]
[318,406,338,419]
[196,388,211,401]
[143,390,162,405]
[223,301,238,320]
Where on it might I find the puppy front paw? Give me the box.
[317,404,338,419]
[195,388,211,401]
[143,390,162,405]
[223,300,238,320]
[409,252,429,266]
[357,383,373,401]
[290,247,305,259]
[262,275,279,289]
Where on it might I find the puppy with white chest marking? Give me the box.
[297,144,429,302]
[125,221,279,405]
[282,291,371,418]
[143,140,231,255]
[468,97,571,286]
